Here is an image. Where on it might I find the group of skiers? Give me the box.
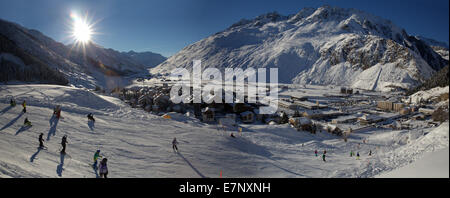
[314,150,327,162]
[313,147,373,162]
[93,150,108,178]
[9,98,108,178]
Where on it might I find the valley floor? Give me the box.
[0,84,448,178]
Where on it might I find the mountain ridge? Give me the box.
[151,6,448,91]
[0,18,166,89]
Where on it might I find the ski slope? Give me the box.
[0,84,448,178]
[377,148,449,178]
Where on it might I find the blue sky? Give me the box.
[0,0,448,57]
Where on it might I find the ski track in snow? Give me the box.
[0,84,448,178]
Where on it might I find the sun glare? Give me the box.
[70,12,93,44]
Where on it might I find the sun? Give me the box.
[70,12,94,44]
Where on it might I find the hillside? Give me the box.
[151,6,448,91]
[0,84,448,177]
[0,18,165,90]
[407,65,449,95]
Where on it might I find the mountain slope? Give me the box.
[414,36,449,61]
[122,50,167,68]
[1,84,448,177]
[406,65,449,95]
[0,18,165,90]
[151,6,448,91]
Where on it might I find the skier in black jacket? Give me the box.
[39,133,45,149]
[61,135,68,154]
[87,113,95,122]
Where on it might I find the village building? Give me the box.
[340,87,353,94]
[278,99,300,110]
[289,117,313,131]
[393,103,405,112]
[418,107,435,115]
[377,101,393,111]
[331,115,358,124]
[411,113,426,120]
[358,114,384,125]
[296,101,328,110]
[302,110,323,119]
[202,107,215,122]
[240,111,255,123]
[325,124,343,136]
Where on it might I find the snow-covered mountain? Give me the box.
[151,6,448,91]
[122,50,167,68]
[0,18,165,89]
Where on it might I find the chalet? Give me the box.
[240,111,255,123]
[202,107,215,122]
[325,124,343,136]
[289,117,312,131]
[340,87,353,94]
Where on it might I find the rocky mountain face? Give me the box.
[414,36,449,61]
[151,6,448,91]
[0,18,166,89]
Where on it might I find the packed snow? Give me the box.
[1,84,448,178]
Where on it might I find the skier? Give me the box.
[22,101,26,113]
[315,150,318,157]
[350,151,353,157]
[61,135,68,154]
[10,99,16,107]
[322,153,326,162]
[230,133,236,138]
[24,117,32,126]
[93,150,102,169]
[172,137,179,152]
[356,152,360,160]
[369,150,372,156]
[87,113,95,122]
[54,105,61,119]
[98,158,108,178]
[38,133,45,149]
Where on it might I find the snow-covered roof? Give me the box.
[359,114,382,121]
[303,110,322,115]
